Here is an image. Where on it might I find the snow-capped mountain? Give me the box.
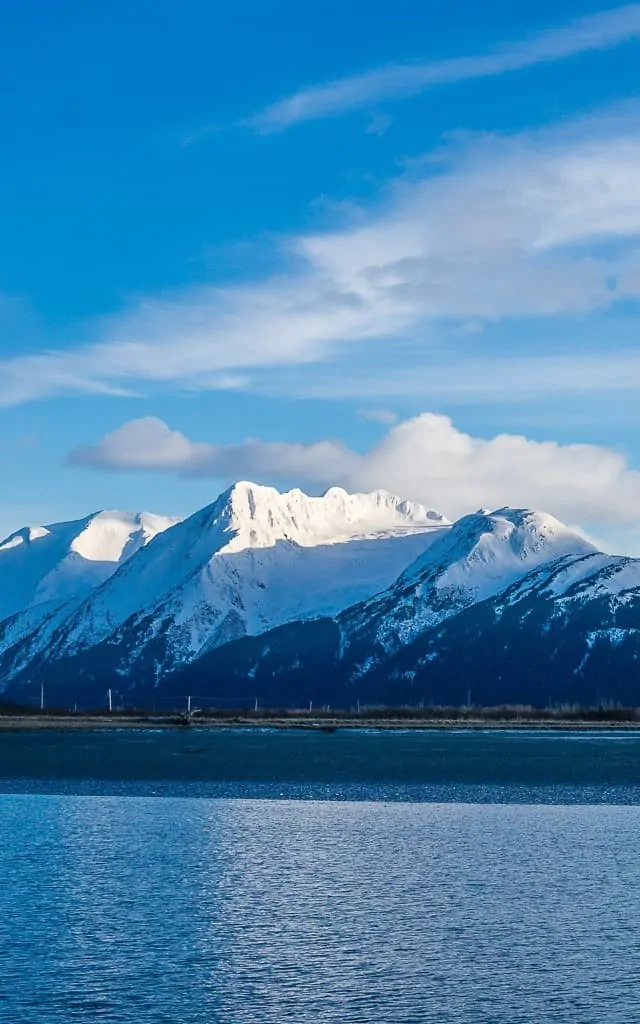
[6,491,640,711]
[0,510,180,677]
[159,509,628,710]
[351,548,640,707]
[0,482,448,694]
[337,507,597,672]
[0,509,178,623]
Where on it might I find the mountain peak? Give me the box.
[0,508,179,623]
[339,503,599,658]
[0,525,51,552]
[66,509,180,563]
[404,505,596,587]
[211,481,448,549]
[26,481,449,670]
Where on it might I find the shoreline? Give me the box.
[1,714,640,732]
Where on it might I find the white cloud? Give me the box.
[69,417,357,482]
[69,413,640,542]
[70,418,210,471]
[249,6,640,131]
[344,414,640,530]
[2,109,640,406]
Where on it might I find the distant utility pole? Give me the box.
[187,695,191,715]
[107,688,112,713]
[309,700,313,713]
[254,697,259,713]
[40,683,44,712]
[357,699,361,714]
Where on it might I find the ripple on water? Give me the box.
[0,795,639,1023]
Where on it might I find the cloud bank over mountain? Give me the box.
[70,412,640,546]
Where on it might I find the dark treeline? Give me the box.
[1,699,640,723]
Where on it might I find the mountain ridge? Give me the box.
[159,545,640,711]
[0,482,449,698]
[3,484,639,711]
[0,508,179,624]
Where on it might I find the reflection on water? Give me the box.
[1,794,639,1023]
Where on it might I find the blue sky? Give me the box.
[3,1,640,550]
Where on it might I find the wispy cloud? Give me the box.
[69,413,640,545]
[2,108,640,407]
[249,5,640,132]
[358,408,399,425]
[266,349,640,402]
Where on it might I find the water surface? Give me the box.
[1,730,639,1022]
[3,726,640,801]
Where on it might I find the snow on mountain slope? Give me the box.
[21,482,448,679]
[9,496,640,709]
[338,507,598,663]
[496,548,640,611]
[0,509,179,624]
[354,547,640,707]
[0,600,68,661]
[403,506,597,598]
[156,512,629,711]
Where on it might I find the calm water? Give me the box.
[1,730,640,1023]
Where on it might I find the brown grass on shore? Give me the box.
[1,707,640,731]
